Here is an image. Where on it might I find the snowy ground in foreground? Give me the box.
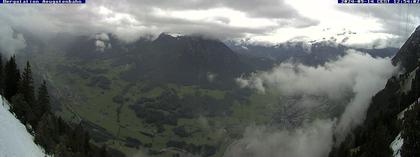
[0,97,46,157]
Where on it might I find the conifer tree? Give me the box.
[1,56,110,157]
[4,55,21,100]
[10,94,31,124]
[35,81,50,121]
[21,61,35,106]
[35,113,56,154]
[98,145,108,157]
[402,104,420,157]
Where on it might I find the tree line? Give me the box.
[0,54,113,157]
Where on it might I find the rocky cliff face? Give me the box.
[392,28,420,73]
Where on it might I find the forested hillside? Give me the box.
[0,54,120,157]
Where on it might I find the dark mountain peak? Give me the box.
[154,33,223,44]
[392,26,420,72]
[152,33,235,56]
[154,33,177,42]
[113,32,245,87]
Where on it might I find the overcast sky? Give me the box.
[0,0,419,48]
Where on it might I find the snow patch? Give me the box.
[168,33,184,38]
[0,97,46,157]
[391,133,403,157]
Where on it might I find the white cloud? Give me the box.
[0,0,317,44]
[153,8,278,29]
[224,119,335,157]
[237,50,395,99]
[95,40,106,52]
[248,0,419,47]
[95,33,110,41]
[0,25,26,56]
[234,50,397,156]
[0,0,416,47]
[94,33,111,52]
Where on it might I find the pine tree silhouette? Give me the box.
[4,56,20,100]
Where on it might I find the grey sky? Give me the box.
[0,0,419,48]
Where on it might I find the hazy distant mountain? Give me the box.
[227,41,397,66]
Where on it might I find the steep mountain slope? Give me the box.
[330,27,420,157]
[0,97,46,157]
[392,26,420,73]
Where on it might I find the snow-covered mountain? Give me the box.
[0,96,46,157]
